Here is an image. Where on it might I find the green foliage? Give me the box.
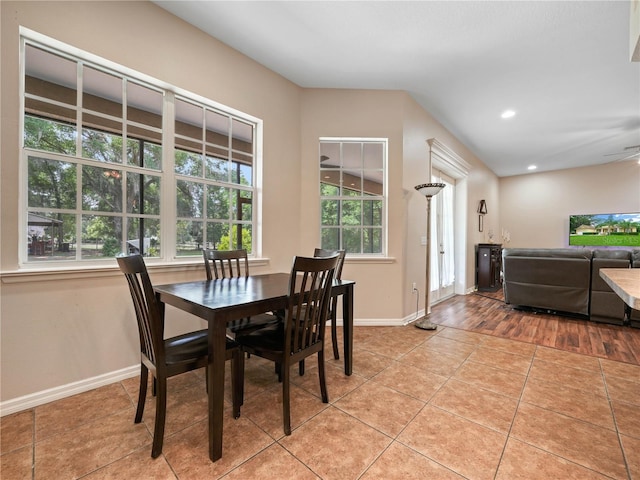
[101,237,121,257]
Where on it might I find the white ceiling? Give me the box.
[154,0,640,177]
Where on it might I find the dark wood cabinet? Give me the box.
[476,243,502,291]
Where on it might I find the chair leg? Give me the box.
[298,360,305,376]
[151,377,167,458]
[231,349,244,418]
[318,350,329,403]
[152,377,157,397]
[135,364,148,423]
[331,311,340,360]
[282,362,291,436]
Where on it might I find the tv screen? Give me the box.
[569,213,640,247]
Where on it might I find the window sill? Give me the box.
[1,257,271,284]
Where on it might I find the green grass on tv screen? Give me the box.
[569,234,640,247]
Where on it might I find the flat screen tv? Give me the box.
[569,212,640,247]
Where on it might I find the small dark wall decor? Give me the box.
[478,200,487,232]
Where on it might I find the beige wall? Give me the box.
[499,160,640,248]
[0,1,503,406]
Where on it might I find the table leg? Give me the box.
[342,284,354,376]
[208,318,227,462]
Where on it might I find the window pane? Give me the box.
[83,66,122,118]
[342,143,362,169]
[127,172,160,215]
[207,186,230,220]
[127,138,162,170]
[341,200,361,226]
[176,220,203,255]
[363,227,382,254]
[363,142,383,169]
[342,169,363,195]
[206,154,229,181]
[231,151,252,185]
[321,199,339,226]
[175,99,202,146]
[206,222,230,250]
[205,110,229,146]
[25,45,77,106]
[321,227,339,250]
[127,81,162,128]
[82,165,122,211]
[127,218,160,257]
[176,180,203,218]
[28,156,77,209]
[175,148,202,177]
[342,227,361,253]
[27,212,76,262]
[319,142,340,168]
[363,200,382,226]
[24,115,77,155]
[81,214,122,259]
[239,190,252,221]
[320,174,339,195]
[232,118,253,151]
[82,126,123,163]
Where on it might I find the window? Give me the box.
[21,35,259,264]
[319,138,386,254]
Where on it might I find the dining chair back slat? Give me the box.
[313,248,346,360]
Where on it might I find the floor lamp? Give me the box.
[414,182,445,330]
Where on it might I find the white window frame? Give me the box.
[18,28,262,268]
[319,137,388,256]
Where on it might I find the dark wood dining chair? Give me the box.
[235,254,339,435]
[202,248,281,336]
[313,248,346,360]
[117,254,244,458]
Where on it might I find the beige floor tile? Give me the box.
[467,345,533,375]
[453,361,527,398]
[34,409,151,480]
[621,434,640,479]
[605,374,640,406]
[356,326,431,359]
[435,327,486,345]
[35,383,133,441]
[479,335,537,356]
[600,358,640,383]
[535,346,602,371]
[81,448,177,479]
[1,410,33,454]
[280,407,392,480]
[334,382,425,436]
[496,438,613,480]
[223,443,320,479]
[349,348,396,378]
[612,400,640,438]
[423,334,479,358]
[292,361,367,401]
[162,415,274,479]
[0,445,32,480]
[430,378,518,433]
[510,402,627,479]
[239,382,329,440]
[521,377,615,429]
[529,358,607,396]
[399,345,466,377]
[361,442,465,479]
[398,405,507,480]
[372,360,448,402]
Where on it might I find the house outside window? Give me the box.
[20,34,260,264]
[319,138,387,255]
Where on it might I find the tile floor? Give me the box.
[2,325,640,479]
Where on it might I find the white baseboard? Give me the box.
[0,364,140,417]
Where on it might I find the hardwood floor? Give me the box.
[431,290,640,365]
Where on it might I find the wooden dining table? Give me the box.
[154,272,355,462]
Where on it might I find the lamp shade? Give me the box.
[414,183,445,197]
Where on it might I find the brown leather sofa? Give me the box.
[502,248,637,325]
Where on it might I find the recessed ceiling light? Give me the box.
[528,165,537,170]
[501,110,516,119]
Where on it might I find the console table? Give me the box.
[476,243,502,291]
